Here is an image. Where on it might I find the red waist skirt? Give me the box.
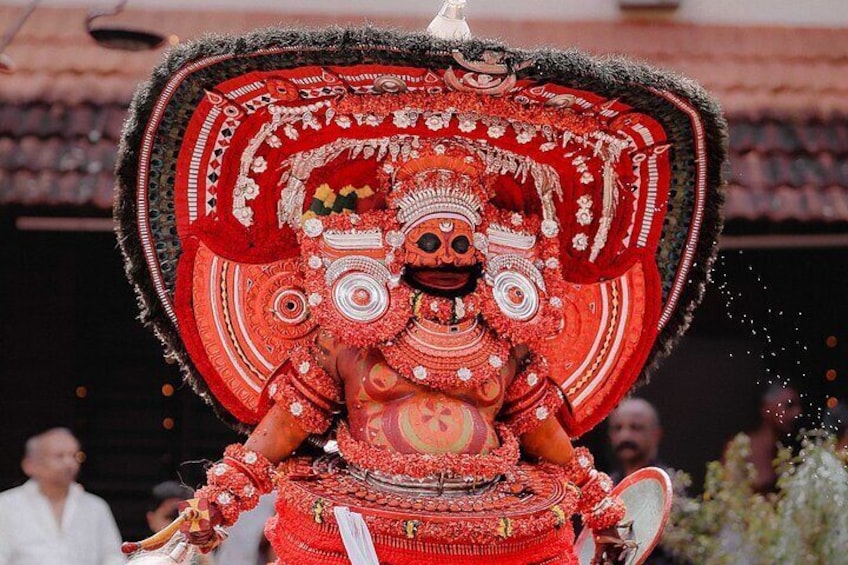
[265,457,579,565]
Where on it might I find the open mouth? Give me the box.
[404,266,480,296]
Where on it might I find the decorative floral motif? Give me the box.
[572,233,589,251]
[266,134,282,148]
[516,127,536,144]
[283,124,299,140]
[290,401,304,416]
[424,114,448,131]
[392,110,413,128]
[336,422,520,480]
[302,218,324,238]
[541,220,560,238]
[487,124,506,139]
[458,116,477,132]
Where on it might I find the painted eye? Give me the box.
[451,236,470,254]
[416,233,441,253]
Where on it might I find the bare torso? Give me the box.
[335,347,516,455]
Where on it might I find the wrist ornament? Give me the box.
[197,444,275,526]
[269,345,342,434]
[583,495,627,531]
[563,446,626,532]
[563,446,595,485]
[501,357,564,436]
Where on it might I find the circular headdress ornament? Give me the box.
[116,27,726,433]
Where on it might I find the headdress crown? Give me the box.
[388,143,489,230]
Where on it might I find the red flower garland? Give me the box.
[336,422,520,480]
[501,356,562,436]
[411,290,480,325]
[577,471,615,513]
[378,319,512,392]
[563,447,595,486]
[333,90,601,139]
[222,443,275,493]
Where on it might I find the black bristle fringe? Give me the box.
[115,26,727,431]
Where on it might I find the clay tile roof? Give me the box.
[2,6,848,226]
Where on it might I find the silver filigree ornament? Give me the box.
[332,272,390,323]
[492,271,540,321]
[303,217,324,238]
[385,230,406,249]
[541,219,560,238]
[473,233,489,255]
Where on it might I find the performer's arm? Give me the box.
[182,404,312,547]
[244,402,311,462]
[502,355,627,562]
[520,415,573,464]
[182,332,344,547]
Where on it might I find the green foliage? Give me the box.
[660,433,848,564]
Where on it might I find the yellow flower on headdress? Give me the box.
[314,183,337,208]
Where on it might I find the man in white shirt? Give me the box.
[0,428,125,565]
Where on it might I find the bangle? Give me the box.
[206,462,260,513]
[502,382,563,436]
[270,347,342,434]
[577,471,614,512]
[199,443,276,526]
[222,444,275,493]
[273,381,334,434]
[195,485,240,526]
[563,447,594,485]
[583,495,626,531]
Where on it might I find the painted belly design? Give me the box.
[375,394,497,455]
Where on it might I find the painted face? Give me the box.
[404,217,477,293]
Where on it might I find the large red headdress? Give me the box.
[117,28,726,435]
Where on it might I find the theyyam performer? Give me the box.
[115,6,726,564]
